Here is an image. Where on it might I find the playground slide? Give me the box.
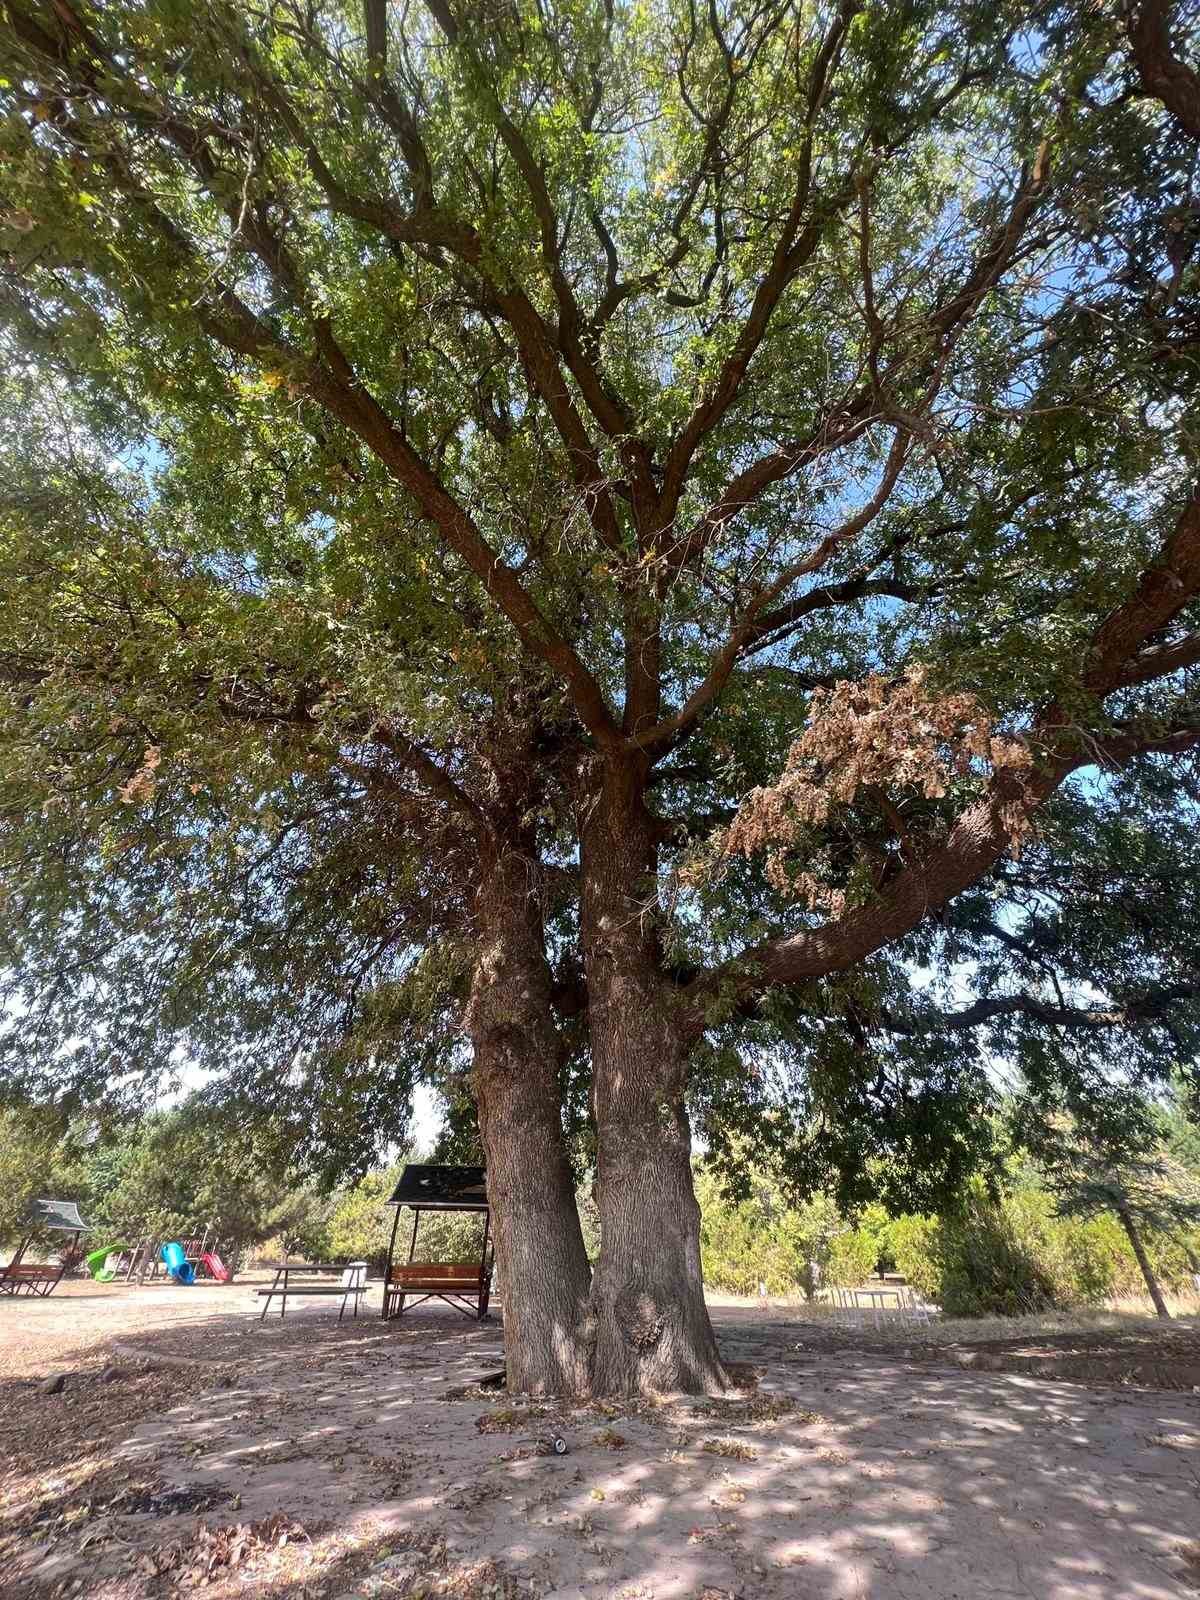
[85,1243,128,1283]
[161,1241,196,1285]
[200,1251,230,1281]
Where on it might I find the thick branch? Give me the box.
[658,1,858,512]
[677,485,1200,1034]
[1108,630,1200,688]
[681,144,1051,562]
[363,0,387,66]
[363,724,492,839]
[1127,0,1200,140]
[739,576,922,657]
[1084,492,1200,692]
[630,424,914,753]
[874,980,1200,1034]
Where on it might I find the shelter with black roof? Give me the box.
[0,1198,89,1297]
[381,1164,493,1320]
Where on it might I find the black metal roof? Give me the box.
[26,1198,88,1232]
[387,1164,488,1211]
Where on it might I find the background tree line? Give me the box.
[5,1082,1196,1318]
[0,1095,323,1269]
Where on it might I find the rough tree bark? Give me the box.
[1114,1197,1172,1320]
[580,761,730,1395]
[466,843,595,1393]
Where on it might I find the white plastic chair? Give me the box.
[899,1285,932,1325]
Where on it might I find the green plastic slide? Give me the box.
[85,1243,129,1282]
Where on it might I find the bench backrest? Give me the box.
[389,1261,487,1286]
[1,1263,63,1280]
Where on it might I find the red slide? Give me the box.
[200,1252,231,1282]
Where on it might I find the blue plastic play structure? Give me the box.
[161,1241,196,1285]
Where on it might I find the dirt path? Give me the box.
[0,1277,271,1380]
[2,1282,1199,1599]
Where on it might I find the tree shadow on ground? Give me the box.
[712,1301,1200,1390]
[3,1298,1199,1600]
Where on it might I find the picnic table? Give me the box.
[852,1286,906,1314]
[257,1262,367,1322]
[825,1284,933,1328]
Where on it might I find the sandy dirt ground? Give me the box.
[2,1277,1199,1600]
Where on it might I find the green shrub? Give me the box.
[885,1214,942,1301]
[825,1226,879,1286]
[83,1103,318,1270]
[323,1166,487,1271]
[1053,1215,1124,1304]
[697,1179,787,1294]
[696,1167,841,1296]
[410,1209,489,1265]
[936,1196,1059,1317]
[323,1167,398,1268]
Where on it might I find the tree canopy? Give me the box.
[3,0,1200,1392]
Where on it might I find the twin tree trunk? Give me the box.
[580,764,730,1396]
[466,845,593,1394]
[468,787,730,1399]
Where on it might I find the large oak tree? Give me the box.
[3,0,1200,1393]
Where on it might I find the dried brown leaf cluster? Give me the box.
[117,744,161,805]
[700,1435,757,1460]
[138,1513,308,1586]
[474,1404,550,1433]
[721,668,1032,912]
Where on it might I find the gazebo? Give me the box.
[382,1164,493,1321]
[0,1198,89,1297]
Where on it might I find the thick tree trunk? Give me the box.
[581,764,730,1395]
[1115,1198,1171,1320]
[467,845,594,1394]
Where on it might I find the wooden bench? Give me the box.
[256,1263,368,1322]
[0,1262,67,1297]
[383,1260,492,1321]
